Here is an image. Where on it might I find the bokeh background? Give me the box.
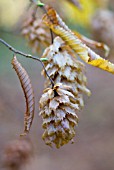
[0,0,114,170]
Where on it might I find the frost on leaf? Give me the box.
[42,5,114,74]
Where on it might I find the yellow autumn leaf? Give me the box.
[89,59,114,74]
[42,5,114,74]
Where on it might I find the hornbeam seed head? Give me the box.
[39,83,79,148]
[39,37,91,148]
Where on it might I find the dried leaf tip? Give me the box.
[12,56,35,136]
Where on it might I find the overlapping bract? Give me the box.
[42,5,114,74]
[39,37,90,148]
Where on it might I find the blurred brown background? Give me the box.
[0,0,114,170]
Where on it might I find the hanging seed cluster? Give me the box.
[39,83,79,148]
[39,37,91,148]
[22,11,50,53]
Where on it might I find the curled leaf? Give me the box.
[12,56,35,136]
[51,8,109,57]
[43,6,114,74]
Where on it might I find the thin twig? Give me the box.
[49,29,54,44]
[42,6,54,44]
[32,5,38,19]
[0,38,54,87]
[36,1,54,44]
[40,62,54,87]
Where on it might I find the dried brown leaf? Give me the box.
[12,56,35,136]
